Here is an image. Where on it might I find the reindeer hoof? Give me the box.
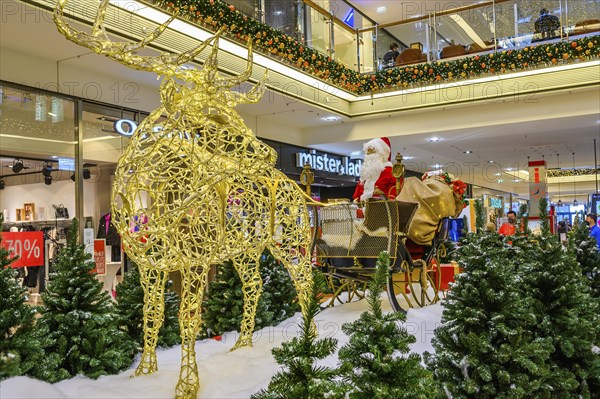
[134,363,158,376]
[175,382,199,399]
[231,337,253,351]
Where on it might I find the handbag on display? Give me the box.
[53,204,69,219]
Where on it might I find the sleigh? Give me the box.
[309,197,451,313]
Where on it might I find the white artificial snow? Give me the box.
[0,298,443,399]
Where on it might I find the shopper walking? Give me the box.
[585,213,600,250]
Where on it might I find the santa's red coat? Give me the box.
[353,166,398,201]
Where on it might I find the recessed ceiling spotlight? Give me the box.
[463,150,473,154]
[274,10,283,15]
[488,160,495,163]
[322,116,340,122]
[376,6,387,14]
[495,172,502,176]
[427,137,443,143]
[403,156,415,160]
[497,179,504,183]
[513,179,520,182]
[432,163,444,169]
[504,167,514,171]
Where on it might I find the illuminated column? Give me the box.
[528,160,547,217]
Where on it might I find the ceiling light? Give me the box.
[322,116,340,122]
[12,159,24,173]
[488,160,495,163]
[44,175,52,185]
[274,10,283,15]
[497,179,504,183]
[432,163,444,168]
[42,162,53,177]
[376,6,387,14]
[463,150,473,154]
[403,156,415,160]
[349,151,363,159]
[427,137,443,142]
[504,167,513,171]
[48,112,57,117]
[513,179,520,182]
[495,173,502,176]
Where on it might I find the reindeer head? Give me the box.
[54,0,268,112]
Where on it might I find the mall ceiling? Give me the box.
[1,0,599,198]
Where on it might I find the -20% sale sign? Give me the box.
[0,231,44,267]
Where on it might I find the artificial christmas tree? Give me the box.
[115,263,180,348]
[426,200,554,398]
[33,219,136,382]
[202,250,299,337]
[260,250,300,324]
[251,274,345,399]
[510,199,600,398]
[338,251,436,399]
[202,259,271,337]
[0,235,46,380]
[569,213,600,299]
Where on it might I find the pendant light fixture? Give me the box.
[557,153,562,206]
[572,152,577,204]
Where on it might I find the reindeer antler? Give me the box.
[54,0,218,79]
[54,0,268,104]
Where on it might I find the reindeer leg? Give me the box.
[269,245,314,327]
[135,266,168,375]
[231,253,263,350]
[175,266,209,399]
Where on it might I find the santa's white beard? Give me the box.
[359,153,386,201]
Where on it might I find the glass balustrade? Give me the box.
[304,3,331,57]
[565,0,600,38]
[332,22,358,69]
[356,29,375,73]
[182,0,599,72]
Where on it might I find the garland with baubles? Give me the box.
[547,168,599,177]
[155,0,599,95]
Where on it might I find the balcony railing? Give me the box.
[155,0,599,94]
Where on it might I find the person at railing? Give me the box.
[535,8,561,39]
[383,43,400,68]
[353,137,396,202]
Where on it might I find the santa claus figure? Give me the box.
[353,137,397,202]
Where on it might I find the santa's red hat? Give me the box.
[364,137,392,161]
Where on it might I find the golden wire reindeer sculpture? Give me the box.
[54,1,315,398]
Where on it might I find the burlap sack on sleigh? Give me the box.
[396,176,463,245]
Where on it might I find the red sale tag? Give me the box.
[1,231,45,268]
[93,239,106,275]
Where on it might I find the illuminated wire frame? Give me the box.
[55,1,315,398]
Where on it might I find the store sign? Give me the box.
[528,160,547,217]
[93,239,106,275]
[113,119,138,136]
[0,231,44,268]
[295,150,362,177]
[488,197,502,209]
